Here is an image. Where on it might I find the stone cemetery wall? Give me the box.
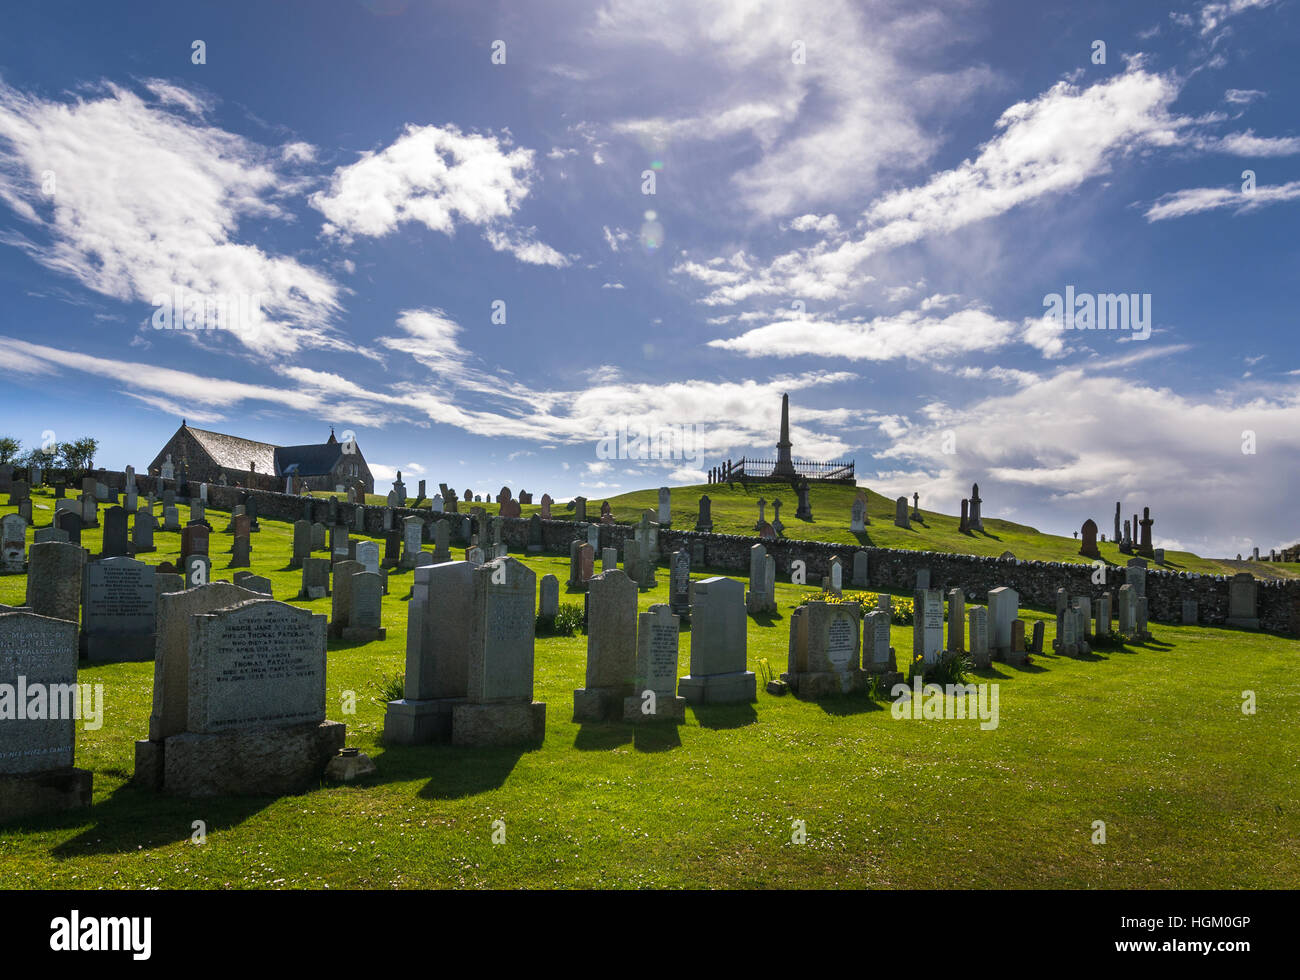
[84,468,1300,633]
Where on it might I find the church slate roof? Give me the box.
[274,442,345,477]
[185,426,279,475]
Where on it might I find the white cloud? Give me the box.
[1144,180,1300,221]
[1202,129,1300,156]
[0,79,344,356]
[679,69,1185,305]
[1224,88,1266,105]
[601,281,625,289]
[706,307,1038,365]
[311,122,565,265]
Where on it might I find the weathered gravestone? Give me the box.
[452,557,546,747]
[624,604,686,723]
[745,543,776,615]
[385,561,474,744]
[538,573,559,624]
[298,557,331,600]
[573,569,637,722]
[782,600,866,697]
[142,599,343,797]
[101,506,129,559]
[679,577,756,704]
[340,571,385,643]
[852,551,869,589]
[947,588,965,652]
[291,520,312,568]
[230,513,251,568]
[132,507,155,552]
[1,514,25,573]
[0,612,92,823]
[400,515,423,569]
[82,557,156,662]
[25,541,84,625]
[669,549,691,621]
[894,496,910,529]
[967,606,990,668]
[988,587,1021,664]
[695,494,712,532]
[329,560,363,639]
[912,588,944,669]
[433,519,451,562]
[863,609,902,685]
[1225,573,1259,629]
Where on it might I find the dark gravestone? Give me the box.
[102,506,130,559]
[56,509,82,546]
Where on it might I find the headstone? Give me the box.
[57,509,82,547]
[81,494,98,527]
[341,571,386,643]
[695,494,712,532]
[539,574,559,622]
[916,568,930,590]
[657,487,671,526]
[852,551,869,589]
[25,542,84,625]
[1031,619,1045,655]
[1125,563,1146,599]
[988,587,1020,662]
[356,540,380,574]
[782,600,866,697]
[826,555,843,595]
[0,611,91,822]
[967,607,990,668]
[181,523,209,562]
[1181,599,1197,626]
[795,479,812,521]
[572,496,587,523]
[669,549,691,620]
[1225,573,1258,629]
[1096,594,1112,636]
[33,527,68,545]
[82,557,156,661]
[96,506,128,559]
[230,513,251,568]
[143,598,342,796]
[385,561,474,744]
[946,588,965,651]
[183,554,212,590]
[912,588,944,667]
[299,557,331,600]
[894,496,910,529]
[850,496,866,532]
[863,609,900,682]
[330,523,349,565]
[745,543,776,614]
[601,547,617,573]
[1079,518,1100,558]
[329,560,363,639]
[1,514,25,572]
[291,520,312,568]
[573,569,638,722]
[452,558,545,747]
[540,494,553,520]
[679,577,755,704]
[527,514,543,554]
[623,604,687,723]
[968,482,983,531]
[1117,585,1137,635]
[312,522,327,552]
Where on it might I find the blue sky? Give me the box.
[1,0,1297,556]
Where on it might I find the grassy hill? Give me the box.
[2,486,1298,888]
[450,480,1299,580]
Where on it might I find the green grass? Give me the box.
[1,487,1298,888]
[583,481,1300,580]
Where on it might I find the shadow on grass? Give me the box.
[49,783,274,857]
[689,703,758,729]
[633,723,682,753]
[573,723,633,752]
[748,611,783,628]
[852,530,875,547]
[810,694,884,716]
[410,746,528,800]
